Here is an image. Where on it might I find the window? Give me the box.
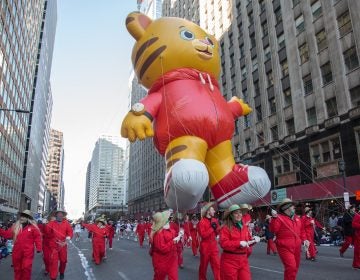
[321,62,333,85]
[240,44,245,57]
[343,47,359,72]
[267,71,274,87]
[252,57,258,71]
[337,10,352,36]
[283,89,292,106]
[316,29,327,51]
[326,97,338,117]
[310,136,342,166]
[269,97,276,114]
[299,42,309,63]
[271,125,278,141]
[250,33,256,48]
[254,80,260,95]
[256,105,262,121]
[311,0,322,19]
[295,15,305,34]
[278,33,285,49]
[264,46,271,61]
[241,67,247,80]
[258,132,264,146]
[281,59,289,76]
[244,115,251,128]
[274,8,282,25]
[248,11,254,25]
[245,138,251,152]
[262,21,269,37]
[293,0,300,7]
[350,86,360,107]
[303,74,313,94]
[307,106,317,126]
[259,0,266,13]
[286,118,295,134]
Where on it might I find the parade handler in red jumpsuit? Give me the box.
[47,209,73,280]
[340,204,356,257]
[198,202,221,280]
[301,207,325,261]
[270,198,308,280]
[190,214,200,256]
[38,213,55,275]
[219,204,261,280]
[82,218,109,265]
[0,210,42,280]
[106,219,115,250]
[150,210,182,280]
[263,215,277,255]
[352,207,360,269]
[136,219,147,247]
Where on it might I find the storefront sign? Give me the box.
[271,188,287,204]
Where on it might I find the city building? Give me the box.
[23,0,57,215]
[88,135,126,216]
[0,0,49,220]
[218,0,360,213]
[84,161,91,214]
[45,128,65,210]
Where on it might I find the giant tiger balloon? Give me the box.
[121,12,271,210]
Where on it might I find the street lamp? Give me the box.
[338,160,350,209]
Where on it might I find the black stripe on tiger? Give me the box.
[134,37,159,66]
[139,45,167,80]
[166,158,181,170]
[126,17,135,25]
[165,145,187,161]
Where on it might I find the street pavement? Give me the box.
[1,231,359,280]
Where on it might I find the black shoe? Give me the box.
[339,251,344,258]
[60,273,65,279]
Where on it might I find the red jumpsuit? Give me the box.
[38,223,51,273]
[106,224,115,249]
[151,228,178,280]
[219,224,252,280]
[198,217,221,280]
[136,223,146,247]
[270,214,305,280]
[190,221,200,256]
[83,223,109,264]
[242,213,253,257]
[183,221,192,247]
[0,224,42,280]
[47,220,73,280]
[301,215,323,259]
[352,213,360,268]
[170,222,184,267]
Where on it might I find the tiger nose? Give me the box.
[199,39,211,46]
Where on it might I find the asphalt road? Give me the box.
[1,231,359,279]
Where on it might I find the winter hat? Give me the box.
[151,210,171,233]
[223,204,241,219]
[19,210,34,220]
[201,202,215,218]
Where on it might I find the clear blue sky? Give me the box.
[51,0,137,218]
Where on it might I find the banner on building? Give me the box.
[271,188,287,204]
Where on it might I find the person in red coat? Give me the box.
[340,205,356,257]
[219,204,261,280]
[47,209,73,280]
[106,219,115,250]
[150,210,180,279]
[352,208,360,269]
[198,202,221,280]
[263,215,277,255]
[270,198,308,280]
[170,215,185,269]
[301,207,325,261]
[190,214,200,256]
[240,204,253,257]
[82,218,108,265]
[0,210,42,280]
[183,215,192,248]
[38,214,55,275]
[136,219,147,247]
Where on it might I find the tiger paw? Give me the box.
[120,112,154,142]
[229,97,252,116]
[211,164,270,208]
[164,159,209,210]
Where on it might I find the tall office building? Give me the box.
[218,0,360,206]
[162,0,200,24]
[84,161,91,214]
[23,0,57,215]
[46,129,65,210]
[0,0,48,220]
[88,135,125,215]
[127,0,166,217]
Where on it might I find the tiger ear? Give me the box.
[126,12,152,41]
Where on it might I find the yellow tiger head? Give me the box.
[126,12,220,89]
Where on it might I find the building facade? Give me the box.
[88,135,125,215]
[84,161,91,214]
[218,0,360,209]
[45,128,65,210]
[23,0,57,215]
[0,0,48,220]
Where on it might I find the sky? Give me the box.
[51,0,137,218]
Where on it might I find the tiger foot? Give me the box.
[164,159,209,210]
[211,165,271,208]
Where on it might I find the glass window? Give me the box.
[311,0,322,19]
[273,157,282,175]
[241,67,247,80]
[337,10,352,37]
[278,33,285,49]
[307,106,317,126]
[295,14,305,34]
[248,11,254,25]
[269,97,276,114]
[250,33,256,48]
[258,132,264,146]
[267,71,274,87]
[271,125,278,141]
[256,105,262,121]
[286,118,295,135]
[303,74,313,94]
[343,47,359,72]
[259,0,266,13]
[274,8,282,25]
[254,80,260,95]
[245,138,251,152]
[283,89,292,106]
[326,97,338,118]
[299,42,309,63]
[321,62,333,85]
[281,59,288,76]
[264,46,271,61]
[316,29,327,51]
[244,115,251,128]
[252,57,258,71]
[293,0,300,7]
[350,85,360,107]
